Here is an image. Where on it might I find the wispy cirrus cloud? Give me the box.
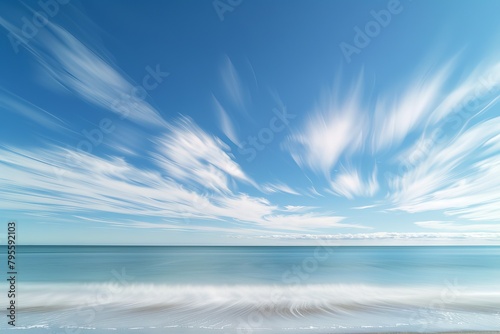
[429,61,500,125]
[213,94,240,146]
[0,133,352,232]
[0,14,354,234]
[330,167,378,199]
[390,116,500,221]
[262,182,300,195]
[283,79,366,178]
[283,62,454,181]
[0,19,167,127]
[370,61,455,152]
[151,116,253,193]
[221,55,251,115]
[284,205,312,212]
[108,220,270,235]
[282,55,500,220]
[351,204,378,210]
[0,88,67,131]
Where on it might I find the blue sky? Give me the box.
[1,0,500,245]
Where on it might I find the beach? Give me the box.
[1,246,499,333]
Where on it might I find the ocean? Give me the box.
[1,245,499,333]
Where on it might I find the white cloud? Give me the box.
[213,95,240,146]
[151,116,253,193]
[109,220,268,235]
[284,79,366,178]
[262,182,300,195]
[307,187,324,197]
[429,61,500,125]
[390,116,500,221]
[0,20,166,127]
[0,136,353,232]
[415,221,500,232]
[330,167,378,199]
[258,213,355,231]
[371,61,454,152]
[221,55,250,114]
[257,232,500,241]
[284,205,311,212]
[257,232,500,246]
[0,88,67,131]
[351,204,378,210]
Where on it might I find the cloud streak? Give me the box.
[152,116,253,193]
[0,88,67,131]
[390,116,500,222]
[284,79,366,178]
[330,167,378,199]
[0,134,352,232]
[262,182,300,196]
[0,19,167,127]
[221,55,250,115]
[371,61,455,152]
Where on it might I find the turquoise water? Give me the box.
[1,246,500,333]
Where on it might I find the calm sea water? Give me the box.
[1,246,499,333]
